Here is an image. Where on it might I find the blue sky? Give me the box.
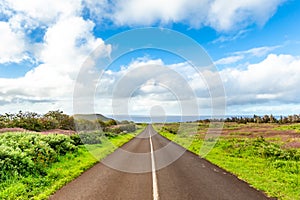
[0,0,300,116]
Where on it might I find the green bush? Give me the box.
[103,124,136,134]
[0,132,78,181]
[78,132,103,144]
[70,134,83,145]
[41,134,77,155]
[119,124,136,133]
[104,126,121,134]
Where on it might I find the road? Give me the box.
[50,125,271,200]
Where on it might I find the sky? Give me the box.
[0,0,300,117]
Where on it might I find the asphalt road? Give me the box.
[50,125,271,200]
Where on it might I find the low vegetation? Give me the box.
[0,132,78,181]
[0,110,137,134]
[0,115,144,200]
[155,122,300,200]
[0,110,75,132]
[274,123,300,132]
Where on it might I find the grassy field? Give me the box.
[274,123,300,133]
[154,123,300,200]
[0,125,145,200]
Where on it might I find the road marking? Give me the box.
[149,128,159,200]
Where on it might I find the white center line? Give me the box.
[149,127,159,200]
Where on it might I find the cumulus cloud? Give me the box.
[93,58,211,115]
[94,54,300,115]
[105,0,285,31]
[0,0,84,64]
[0,0,296,116]
[97,58,209,98]
[5,0,82,26]
[0,1,111,114]
[207,0,284,31]
[0,16,109,105]
[0,0,286,65]
[0,21,27,63]
[2,50,300,115]
[221,54,300,107]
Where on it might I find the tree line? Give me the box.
[223,114,300,124]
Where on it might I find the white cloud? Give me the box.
[2,52,300,115]
[96,54,300,115]
[6,0,82,26]
[0,0,84,64]
[234,46,281,57]
[0,0,296,116]
[3,0,283,33]
[0,21,27,63]
[106,0,285,31]
[215,46,281,65]
[207,0,284,31]
[83,0,110,22]
[93,58,216,115]
[212,29,250,44]
[39,16,105,73]
[0,16,109,98]
[109,0,208,27]
[0,0,286,66]
[221,54,300,107]
[215,55,244,65]
[0,2,111,114]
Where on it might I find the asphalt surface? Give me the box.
[49,125,271,200]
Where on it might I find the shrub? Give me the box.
[41,134,77,155]
[78,132,103,144]
[104,126,121,134]
[119,124,136,133]
[0,132,78,180]
[70,134,83,146]
[75,119,100,132]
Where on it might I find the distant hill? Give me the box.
[73,114,112,122]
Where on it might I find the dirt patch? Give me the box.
[284,141,300,148]
[41,129,76,135]
[0,127,32,133]
[0,128,76,135]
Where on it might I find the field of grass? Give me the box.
[0,125,145,200]
[154,123,300,200]
[274,123,300,132]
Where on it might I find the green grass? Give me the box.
[0,147,97,200]
[0,127,144,200]
[275,124,300,132]
[205,139,300,200]
[155,124,300,200]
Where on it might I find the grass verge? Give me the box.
[155,125,300,200]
